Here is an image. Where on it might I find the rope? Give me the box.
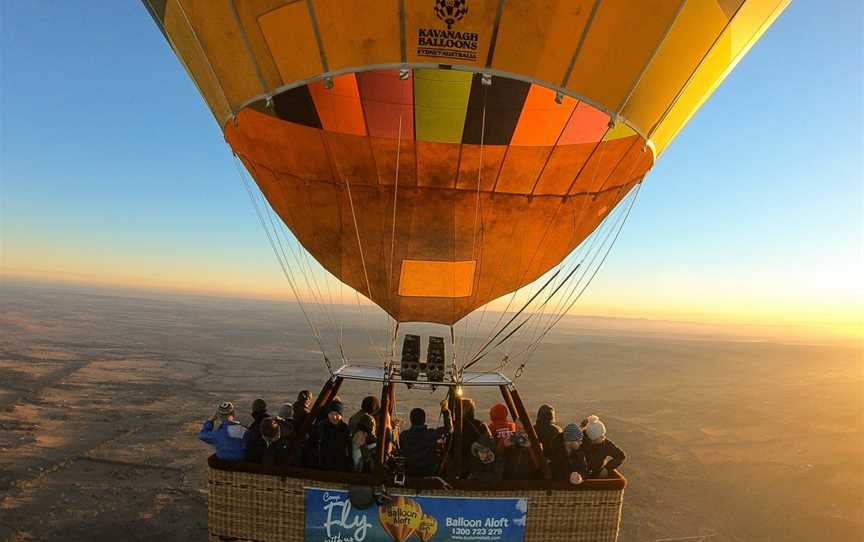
[464,123,614,367]
[521,181,643,362]
[343,179,388,364]
[232,154,330,367]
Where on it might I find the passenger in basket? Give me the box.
[400,402,453,477]
[488,403,516,448]
[243,398,271,450]
[247,417,291,466]
[293,390,312,427]
[315,401,352,472]
[467,436,503,481]
[276,403,295,437]
[581,415,626,478]
[349,395,381,435]
[549,423,588,484]
[460,398,493,476]
[350,413,377,473]
[198,401,247,461]
[249,398,270,433]
[535,404,562,458]
[502,428,541,480]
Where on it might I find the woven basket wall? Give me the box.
[207,466,623,542]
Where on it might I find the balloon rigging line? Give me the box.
[521,181,643,365]
[517,192,628,358]
[520,152,647,352]
[468,262,584,367]
[344,178,388,365]
[232,155,330,366]
[458,83,490,367]
[525,147,648,350]
[387,110,404,365]
[465,266,563,368]
[472,120,613,348]
[263,200,338,339]
[511,183,630,356]
[464,124,613,364]
[469,177,638,371]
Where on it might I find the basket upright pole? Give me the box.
[510,386,551,479]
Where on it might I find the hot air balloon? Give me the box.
[143,1,788,541]
[378,496,424,542]
[415,513,438,542]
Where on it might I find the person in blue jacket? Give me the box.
[199,401,247,461]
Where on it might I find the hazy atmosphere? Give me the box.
[1,281,861,541]
[1,1,862,541]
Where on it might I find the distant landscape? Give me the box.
[1,280,861,541]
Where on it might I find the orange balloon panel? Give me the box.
[225,71,649,325]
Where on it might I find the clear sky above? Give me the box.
[1,1,861,334]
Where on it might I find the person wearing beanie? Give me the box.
[549,423,588,484]
[488,403,517,448]
[198,401,247,461]
[246,417,292,466]
[349,395,381,435]
[313,401,351,471]
[535,404,563,458]
[399,402,453,477]
[581,416,626,478]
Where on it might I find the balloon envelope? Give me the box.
[146,0,789,324]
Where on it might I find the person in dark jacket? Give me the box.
[247,417,291,466]
[460,398,492,476]
[467,437,503,481]
[350,413,377,473]
[243,398,271,450]
[349,395,380,435]
[400,403,452,477]
[249,398,269,432]
[293,390,312,427]
[198,401,247,461]
[549,424,588,484]
[535,404,562,458]
[314,401,351,472]
[582,416,626,477]
[502,430,540,480]
[276,403,295,437]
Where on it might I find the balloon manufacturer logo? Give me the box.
[434,0,468,30]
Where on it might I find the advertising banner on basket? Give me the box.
[304,487,527,542]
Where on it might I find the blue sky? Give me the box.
[1,1,861,330]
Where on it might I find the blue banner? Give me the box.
[304,487,527,542]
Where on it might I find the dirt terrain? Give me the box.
[1,281,861,541]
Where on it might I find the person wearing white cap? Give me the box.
[581,415,626,478]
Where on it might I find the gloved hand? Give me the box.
[569,472,583,485]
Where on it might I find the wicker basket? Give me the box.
[207,457,625,542]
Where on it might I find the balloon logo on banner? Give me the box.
[378,496,423,542]
[415,514,438,542]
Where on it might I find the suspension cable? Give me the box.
[232,154,330,368]
[520,181,643,363]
